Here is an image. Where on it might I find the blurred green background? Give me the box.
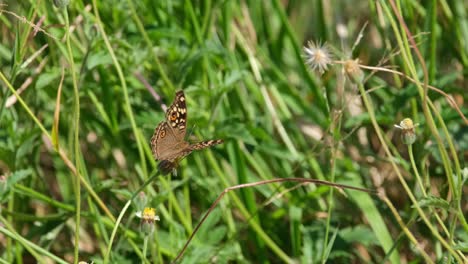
[0,0,467,263]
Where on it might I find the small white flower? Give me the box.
[136,207,160,222]
[303,41,332,74]
[395,118,419,145]
[394,118,419,130]
[136,207,160,236]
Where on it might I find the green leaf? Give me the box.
[0,43,11,60]
[218,120,257,145]
[36,71,61,90]
[416,195,450,211]
[86,51,113,70]
[198,208,222,241]
[340,225,377,247]
[453,241,468,252]
[7,169,32,189]
[0,146,15,169]
[343,178,401,264]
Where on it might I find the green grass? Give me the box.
[0,0,467,263]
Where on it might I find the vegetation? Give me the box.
[0,0,467,263]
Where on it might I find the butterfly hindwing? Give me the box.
[151,121,169,160]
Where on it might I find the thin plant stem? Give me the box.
[382,0,459,232]
[0,71,115,221]
[124,0,175,92]
[321,156,336,263]
[427,101,468,233]
[142,236,148,264]
[0,71,50,138]
[104,170,160,264]
[321,123,341,263]
[91,0,148,179]
[0,218,68,264]
[356,82,463,262]
[407,145,426,196]
[172,177,375,263]
[382,197,434,263]
[232,25,299,158]
[63,7,81,264]
[408,145,451,238]
[205,149,294,263]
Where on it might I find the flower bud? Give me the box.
[394,118,418,145]
[134,192,148,212]
[344,59,364,84]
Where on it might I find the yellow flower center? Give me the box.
[400,118,414,130]
[143,207,156,219]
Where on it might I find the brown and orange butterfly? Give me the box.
[150,90,223,174]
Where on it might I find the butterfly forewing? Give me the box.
[188,139,224,151]
[151,91,189,161]
[165,90,187,141]
[173,139,225,161]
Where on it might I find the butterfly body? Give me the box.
[150,90,223,174]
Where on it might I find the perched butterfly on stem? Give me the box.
[150,90,223,174]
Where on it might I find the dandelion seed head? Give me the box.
[303,41,332,75]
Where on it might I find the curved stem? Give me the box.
[172,177,375,263]
[382,198,434,263]
[357,82,463,262]
[408,146,426,196]
[408,145,450,238]
[0,70,115,222]
[0,216,69,264]
[104,170,160,264]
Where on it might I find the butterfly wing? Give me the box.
[150,121,169,160]
[165,90,187,141]
[176,139,224,160]
[151,91,189,161]
[188,139,224,151]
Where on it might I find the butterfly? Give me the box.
[150,90,223,174]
